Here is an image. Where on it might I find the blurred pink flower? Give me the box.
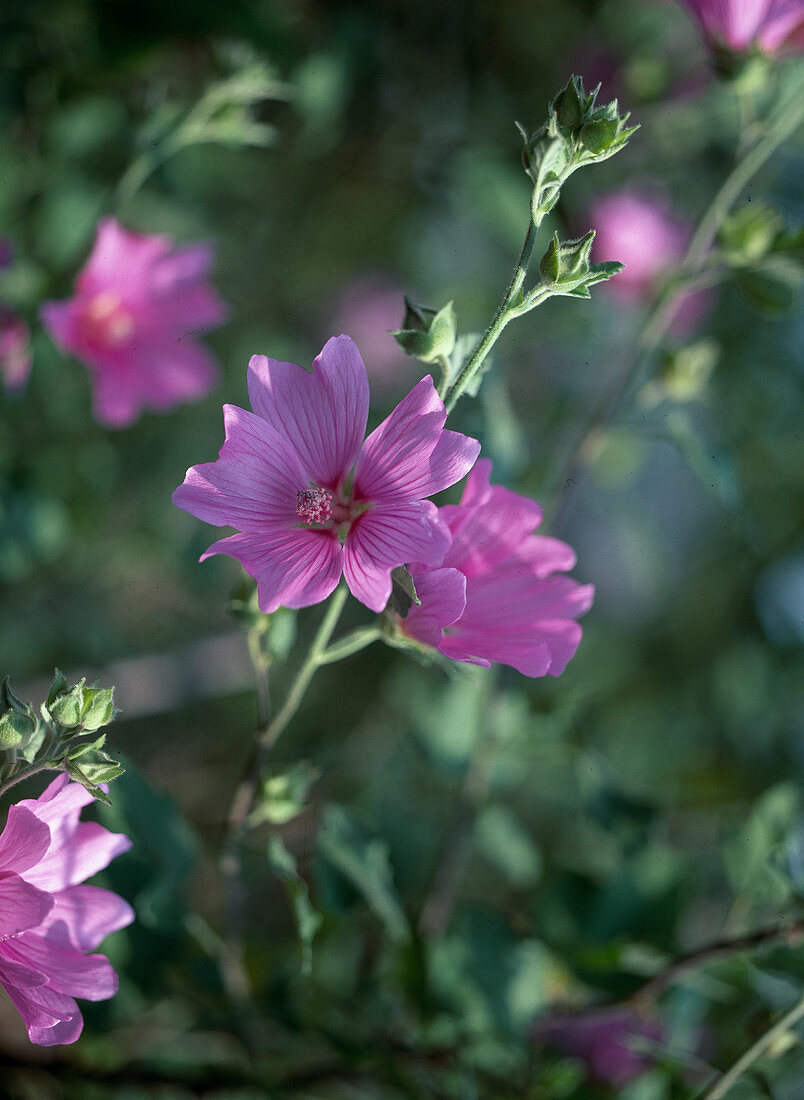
[173,335,480,613]
[537,1008,663,1086]
[41,217,228,428]
[0,774,133,1046]
[330,274,410,384]
[590,190,710,334]
[676,0,804,52]
[402,459,594,677]
[0,306,33,394]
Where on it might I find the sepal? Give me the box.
[391,297,457,365]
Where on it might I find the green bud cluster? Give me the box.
[391,297,457,365]
[518,75,638,224]
[538,230,623,299]
[0,670,123,805]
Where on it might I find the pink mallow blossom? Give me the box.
[536,1008,663,1087]
[0,774,133,1046]
[172,335,480,613]
[677,0,804,53]
[41,217,228,428]
[590,190,710,334]
[401,459,594,677]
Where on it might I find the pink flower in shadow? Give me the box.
[0,774,133,1046]
[173,335,480,613]
[676,0,804,52]
[589,189,711,335]
[402,459,594,677]
[41,217,228,428]
[537,1008,663,1086]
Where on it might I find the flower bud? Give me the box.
[579,116,620,154]
[0,677,36,749]
[552,76,587,129]
[391,298,456,364]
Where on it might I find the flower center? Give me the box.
[296,487,334,526]
[79,291,136,349]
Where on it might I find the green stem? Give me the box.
[318,626,382,665]
[443,219,539,413]
[685,70,804,272]
[256,584,349,755]
[701,991,804,1100]
[548,79,804,517]
[0,762,56,800]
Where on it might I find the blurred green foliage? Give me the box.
[1,0,803,1096]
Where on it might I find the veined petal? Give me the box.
[442,478,543,578]
[201,528,343,613]
[0,874,54,938]
[1,976,84,1046]
[172,404,307,530]
[23,822,132,893]
[354,376,479,502]
[0,806,51,875]
[403,568,467,650]
[342,501,450,612]
[44,886,135,952]
[247,335,369,487]
[3,934,118,1001]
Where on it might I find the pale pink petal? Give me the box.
[354,376,480,502]
[0,875,53,937]
[134,339,220,407]
[172,404,308,530]
[519,536,579,578]
[442,484,543,578]
[202,528,343,613]
[758,0,804,47]
[1,977,84,1046]
[43,886,135,952]
[247,335,369,487]
[0,806,51,874]
[77,218,170,300]
[88,367,143,428]
[40,299,78,354]
[3,934,118,1000]
[403,568,467,649]
[24,822,132,893]
[342,501,450,612]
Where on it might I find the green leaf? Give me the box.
[318,804,409,942]
[267,834,323,975]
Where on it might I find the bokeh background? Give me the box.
[1,0,803,1096]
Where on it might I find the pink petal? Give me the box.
[173,404,308,530]
[0,974,84,1046]
[441,478,543,579]
[24,822,132,893]
[43,885,135,952]
[518,536,579,579]
[342,501,451,612]
[201,528,343,613]
[0,874,53,937]
[77,217,170,300]
[0,806,51,875]
[354,376,480,502]
[247,335,369,487]
[403,568,467,649]
[4,933,118,1000]
[40,299,78,354]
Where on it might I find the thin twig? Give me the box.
[701,990,804,1100]
[632,918,804,1007]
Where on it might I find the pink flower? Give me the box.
[172,335,480,613]
[41,217,228,428]
[402,460,594,677]
[537,1008,663,1086]
[330,273,411,385]
[589,190,710,334]
[0,306,33,394]
[0,774,133,1046]
[676,0,804,52]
